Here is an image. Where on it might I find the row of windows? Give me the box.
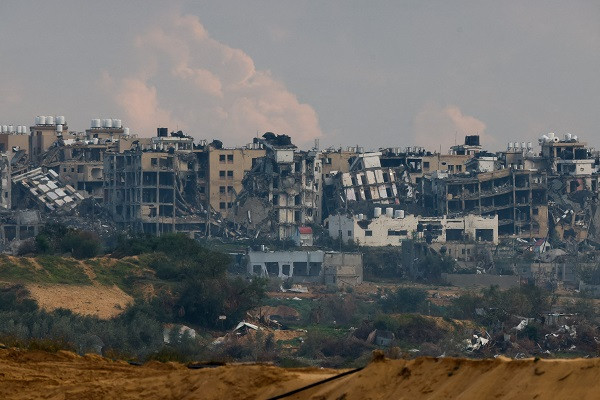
[388,229,408,236]
[219,170,234,178]
[218,154,235,162]
[219,201,234,209]
[219,186,234,193]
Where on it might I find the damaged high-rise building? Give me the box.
[103,129,207,236]
[229,133,322,239]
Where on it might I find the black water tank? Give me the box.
[465,135,480,146]
[157,127,168,137]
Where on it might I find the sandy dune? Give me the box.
[26,284,133,319]
[1,349,599,399]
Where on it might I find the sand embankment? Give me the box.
[0,349,599,399]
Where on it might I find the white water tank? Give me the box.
[573,135,578,142]
[46,116,55,125]
[123,127,130,136]
[38,116,46,125]
[398,209,405,218]
[374,207,382,217]
[1,125,7,133]
[508,142,514,150]
[91,119,101,128]
[8,125,14,133]
[358,213,364,221]
[527,142,532,150]
[548,132,555,140]
[112,119,122,128]
[56,125,63,133]
[386,207,394,217]
[56,116,65,125]
[102,119,112,128]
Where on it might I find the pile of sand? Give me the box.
[1,348,599,399]
[26,284,133,319]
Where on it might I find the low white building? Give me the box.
[247,250,363,286]
[327,207,498,246]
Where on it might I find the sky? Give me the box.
[1,1,599,151]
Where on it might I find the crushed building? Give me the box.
[327,207,498,246]
[229,133,322,239]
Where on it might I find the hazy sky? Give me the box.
[1,1,599,151]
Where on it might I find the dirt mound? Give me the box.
[0,348,335,400]
[26,284,133,319]
[291,356,600,399]
[1,349,600,399]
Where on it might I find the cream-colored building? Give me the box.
[207,145,265,216]
[327,208,498,246]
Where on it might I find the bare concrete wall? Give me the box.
[442,273,520,290]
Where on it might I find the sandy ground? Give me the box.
[1,350,600,399]
[0,348,337,400]
[26,284,133,319]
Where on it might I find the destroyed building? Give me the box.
[327,207,498,246]
[205,142,265,218]
[12,168,85,213]
[322,151,415,220]
[538,134,600,243]
[229,133,322,239]
[40,119,145,201]
[422,168,549,238]
[103,129,207,236]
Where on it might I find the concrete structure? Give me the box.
[442,273,520,290]
[0,210,41,246]
[12,168,84,212]
[327,210,498,246]
[232,135,322,239]
[423,169,549,238]
[323,252,363,287]
[206,144,265,217]
[292,226,314,247]
[247,249,363,286]
[103,149,205,235]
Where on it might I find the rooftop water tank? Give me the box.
[46,116,55,125]
[123,127,130,135]
[8,125,15,133]
[102,119,112,128]
[56,125,63,133]
[374,207,382,217]
[112,119,122,128]
[56,116,66,125]
[1,125,7,133]
[92,119,101,128]
[386,207,394,217]
[38,116,46,125]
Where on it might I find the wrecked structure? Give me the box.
[230,134,322,239]
[103,134,207,236]
[12,168,85,213]
[327,207,498,246]
[422,168,549,238]
[247,249,363,286]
